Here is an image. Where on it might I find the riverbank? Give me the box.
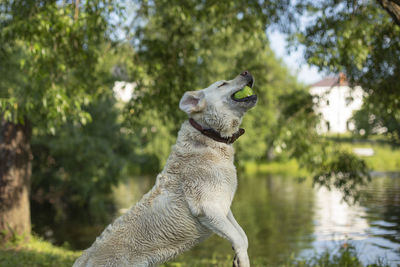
[245,137,400,176]
[0,237,391,267]
[338,141,400,172]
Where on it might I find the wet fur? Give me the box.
[73,73,256,267]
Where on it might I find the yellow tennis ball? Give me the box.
[233,86,254,99]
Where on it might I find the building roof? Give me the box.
[311,73,349,87]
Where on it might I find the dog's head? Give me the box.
[179,71,257,137]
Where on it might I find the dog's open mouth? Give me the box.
[231,81,257,102]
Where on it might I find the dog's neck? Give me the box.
[188,118,245,145]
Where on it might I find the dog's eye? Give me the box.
[217,82,228,88]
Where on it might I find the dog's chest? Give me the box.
[201,148,237,196]
[213,162,238,200]
[194,155,238,204]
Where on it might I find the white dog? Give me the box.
[73,71,257,267]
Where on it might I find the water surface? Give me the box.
[32,174,400,266]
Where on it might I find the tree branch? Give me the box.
[74,0,80,21]
[376,0,400,26]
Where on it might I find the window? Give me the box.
[345,96,353,106]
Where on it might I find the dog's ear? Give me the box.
[179,91,206,114]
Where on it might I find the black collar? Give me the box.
[189,118,245,144]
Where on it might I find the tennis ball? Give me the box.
[233,86,254,99]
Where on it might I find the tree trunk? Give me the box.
[0,118,32,243]
[377,0,400,26]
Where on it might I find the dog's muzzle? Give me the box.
[231,71,257,103]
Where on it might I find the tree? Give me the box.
[31,94,134,223]
[130,0,294,121]
[127,0,306,163]
[0,119,32,241]
[0,0,380,242]
[289,0,400,144]
[128,0,370,202]
[377,0,400,26]
[0,0,121,241]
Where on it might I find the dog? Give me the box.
[73,71,257,267]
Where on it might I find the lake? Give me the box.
[32,174,400,266]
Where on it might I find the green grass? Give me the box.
[244,159,309,177]
[337,142,400,172]
[324,134,400,171]
[0,238,390,267]
[244,137,400,175]
[0,236,80,267]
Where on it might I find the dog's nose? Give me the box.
[240,71,254,87]
[240,71,249,76]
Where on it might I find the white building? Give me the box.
[310,74,364,134]
[113,81,136,103]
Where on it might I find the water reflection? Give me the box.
[313,187,369,241]
[360,177,400,266]
[301,178,400,266]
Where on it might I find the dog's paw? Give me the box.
[232,254,239,267]
[233,251,250,267]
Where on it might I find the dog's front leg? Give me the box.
[227,210,248,249]
[198,207,250,267]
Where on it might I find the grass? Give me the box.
[0,235,80,267]
[0,237,391,267]
[325,134,400,172]
[337,142,400,172]
[244,159,309,177]
[244,137,400,176]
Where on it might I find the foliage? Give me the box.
[0,0,122,130]
[247,136,400,175]
[127,109,178,170]
[118,0,372,202]
[130,0,295,121]
[122,0,306,167]
[30,94,134,221]
[351,103,400,143]
[289,244,390,267]
[273,90,323,163]
[351,106,381,138]
[313,151,371,203]
[338,141,400,172]
[289,0,400,145]
[0,0,383,234]
[0,0,140,226]
[267,89,370,202]
[232,44,304,162]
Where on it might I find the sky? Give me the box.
[267,30,323,85]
